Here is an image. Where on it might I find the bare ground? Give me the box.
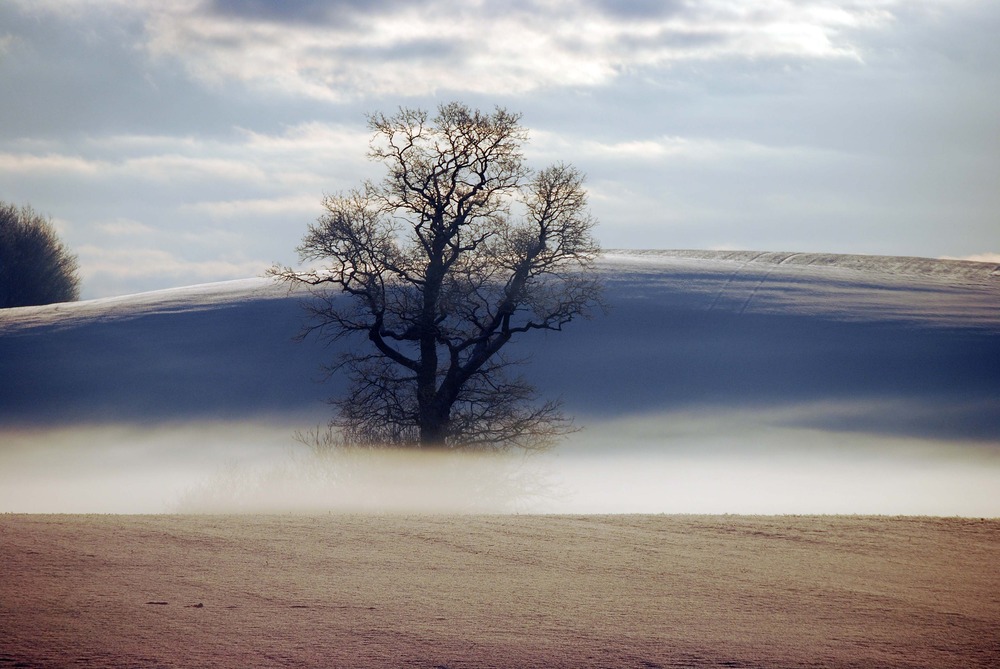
[1,514,998,668]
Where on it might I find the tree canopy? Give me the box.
[0,202,81,308]
[273,103,602,450]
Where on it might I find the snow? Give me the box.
[599,250,1000,327]
[0,277,287,333]
[1,250,998,514]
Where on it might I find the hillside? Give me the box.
[2,251,998,514]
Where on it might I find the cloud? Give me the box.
[0,33,17,55]
[0,150,267,184]
[95,218,156,236]
[128,0,900,100]
[0,152,107,175]
[185,195,320,219]
[238,122,368,154]
[0,122,376,297]
[78,244,268,289]
[528,130,864,246]
[207,0,366,25]
[63,122,366,175]
[531,130,845,165]
[2,0,998,295]
[122,155,269,183]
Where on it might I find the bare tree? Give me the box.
[272,103,602,450]
[0,202,80,308]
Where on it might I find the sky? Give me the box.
[2,0,998,299]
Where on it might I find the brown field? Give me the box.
[2,514,998,668]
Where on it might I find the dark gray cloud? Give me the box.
[584,0,686,20]
[336,38,467,63]
[207,0,415,25]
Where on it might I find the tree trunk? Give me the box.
[418,406,450,448]
[416,245,447,447]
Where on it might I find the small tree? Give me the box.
[0,202,81,308]
[273,103,602,451]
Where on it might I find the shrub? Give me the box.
[0,201,81,308]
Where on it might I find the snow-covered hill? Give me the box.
[2,251,999,514]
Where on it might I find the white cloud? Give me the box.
[0,150,266,184]
[78,244,266,284]
[95,218,156,236]
[48,216,74,237]
[530,130,849,168]
[122,154,268,183]
[0,123,375,296]
[237,122,369,156]
[2,123,367,189]
[92,134,205,153]
[129,0,902,100]
[3,0,997,294]
[0,33,18,55]
[0,152,107,175]
[185,195,320,219]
